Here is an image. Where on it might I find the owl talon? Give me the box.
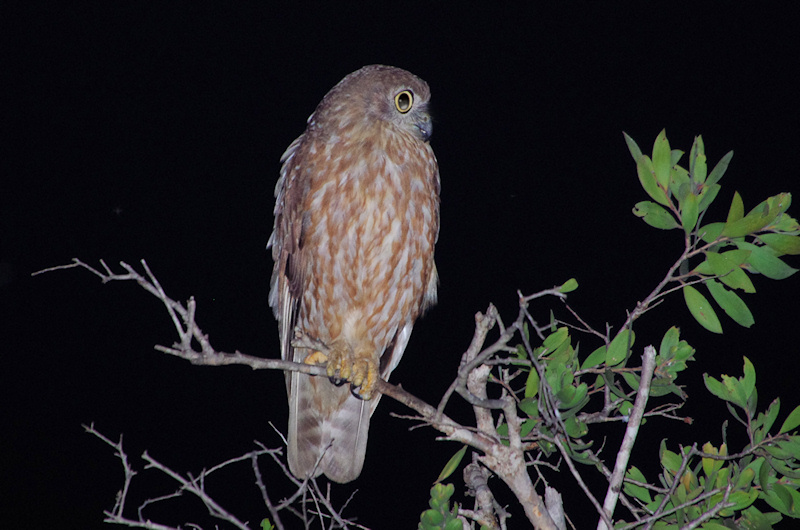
[350,385,366,400]
[324,342,379,400]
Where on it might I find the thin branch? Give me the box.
[553,435,614,530]
[437,306,500,414]
[679,484,733,530]
[251,451,285,530]
[597,345,657,530]
[141,451,251,529]
[645,443,697,529]
[616,486,731,530]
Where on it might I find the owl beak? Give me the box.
[415,112,433,142]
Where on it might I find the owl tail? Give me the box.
[287,371,372,483]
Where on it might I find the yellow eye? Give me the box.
[394,90,413,113]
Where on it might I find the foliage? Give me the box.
[627,130,799,333]
[413,131,800,528]
[419,483,463,530]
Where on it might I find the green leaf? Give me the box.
[564,416,588,438]
[670,149,684,168]
[444,520,463,530]
[636,154,669,206]
[673,341,695,363]
[543,327,569,352]
[727,191,745,224]
[545,362,566,394]
[776,437,800,459]
[525,369,540,398]
[420,509,444,527]
[726,489,759,512]
[652,129,672,188]
[689,135,707,183]
[560,383,588,409]
[670,165,690,201]
[697,183,721,211]
[702,442,723,478]
[706,150,734,186]
[756,399,781,442]
[607,329,634,367]
[742,505,782,528]
[700,523,731,530]
[704,359,755,409]
[699,222,725,243]
[774,213,800,233]
[648,379,681,398]
[633,201,680,230]
[431,483,455,503]
[436,446,467,483]
[780,405,800,435]
[681,192,699,234]
[693,258,714,276]
[704,374,730,403]
[659,326,680,359]
[722,193,792,238]
[764,483,800,517]
[705,279,754,328]
[623,131,643,162]
[622,371,640,391]
[684,285,722,333]
[559,278,579,293]
[519,397,538,418]
[737,241,799,280]
[519,418,537,438]
[582,344,607,370]
[706,251,756,293]
[624,466,652,504]
[758,456,772,492]
[661,448,682,476]
[770,192,792,216]
[760,233,800,256]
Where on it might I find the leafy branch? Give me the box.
[34,131,800,529]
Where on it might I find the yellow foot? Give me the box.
[302,351,329,365]
[325,342,379,400]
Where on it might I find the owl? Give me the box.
[268,65,440,483]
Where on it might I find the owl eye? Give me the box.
[394,90,414,113]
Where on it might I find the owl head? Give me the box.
[310,65,433,143]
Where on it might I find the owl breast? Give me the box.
[299,128,438,358]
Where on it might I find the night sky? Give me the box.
[4,4,800,528]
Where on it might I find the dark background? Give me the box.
[3,3,799,528]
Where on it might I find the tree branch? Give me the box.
[597,345,657,530]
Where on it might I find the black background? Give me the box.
[3,3,799,528]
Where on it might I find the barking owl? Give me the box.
[268,65,440,483]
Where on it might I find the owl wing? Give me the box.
[268,135,307,389]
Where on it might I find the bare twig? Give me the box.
[85,423,366,530]
[597,345,657,530]
[553,435,614,530]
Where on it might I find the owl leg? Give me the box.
[325,339,379,400]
